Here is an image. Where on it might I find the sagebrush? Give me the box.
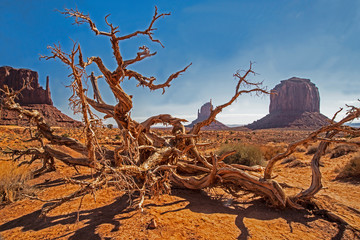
[217,143,265,166]
[0,162,32,204]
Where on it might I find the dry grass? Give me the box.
[260,144,286,160]
[0,161,32,204]
[330,144,357,159]
[1,128,360,239]
[217,143,265,166]
[281,155,296,165]
[306,145,318,155]
[337,153,360,179]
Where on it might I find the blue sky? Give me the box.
[1,0,359,125]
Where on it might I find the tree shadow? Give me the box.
[0,188,351,239]
[162,189,338,240]
[0,194,130,240]
[333,176,360,185]
[34,173,100,189]
[0,191,187,239]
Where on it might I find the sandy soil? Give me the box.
[0,126,359,239]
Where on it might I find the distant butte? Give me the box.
[187,101,229,130]
[0,66,82,127]
[246,77,329,129]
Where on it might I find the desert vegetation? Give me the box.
[1,6,360,239]
[335,151,360,179]
[217,143,265,166]
[0,161,32,204]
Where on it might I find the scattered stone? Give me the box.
[147,218,157,229]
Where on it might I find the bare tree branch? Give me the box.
[116,6,170,48]
[4,6,359,220]
[125,63,192,94]
[190,63,269,135]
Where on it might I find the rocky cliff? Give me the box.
[247,77,329,130]
[0,66,52,105]
[187,101,229,130]
[0,66,82,127]
[269,77,320,114]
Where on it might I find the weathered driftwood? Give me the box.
[1,7,359,218]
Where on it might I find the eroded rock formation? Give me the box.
[0,66,82,127]
[247,77,329,129]
[270,77,320,114]
[187,101,229,130]
[0,66,52,105]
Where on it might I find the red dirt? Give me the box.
[0,127,359,239]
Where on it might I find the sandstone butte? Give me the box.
[0,66,82,127]
[247,77,330,129]
[187,100,229,130]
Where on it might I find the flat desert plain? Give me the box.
[0,126,359,240]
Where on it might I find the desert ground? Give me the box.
[0,126,359,240]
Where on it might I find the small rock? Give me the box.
[147,218,157,229]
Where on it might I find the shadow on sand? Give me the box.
[0,188,349,239]
[160,189,348,240]
[0,194,131,240]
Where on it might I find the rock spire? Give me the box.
[0,66,53,105]
[187,100,229,130]
[0,66,82,127]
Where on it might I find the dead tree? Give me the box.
[1,7,360,218]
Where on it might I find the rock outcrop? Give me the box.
[187,101,229,130]
[269,77,320,114]
[0,66,82,127]
[0,104,83,127]
[247,77,329,130]
[0,66,52,105]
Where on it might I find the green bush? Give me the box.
[217,143,265,166]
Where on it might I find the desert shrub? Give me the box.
[61,133,70,138]
[281,155,296,165]
[306,145,318,155]
[337,153,360,179]
[0,162,32,204]
[261,145,286,160]
[217,143,265,166]
[286,159,308,168]
[330,144,357,159]
[296,146,306,153]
